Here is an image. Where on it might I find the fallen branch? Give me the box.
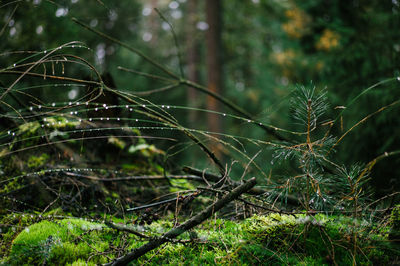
[104,177,257,266]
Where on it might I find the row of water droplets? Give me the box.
[7,42,92,70]
[1,101,290,153]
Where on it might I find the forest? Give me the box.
[0,0,400,265]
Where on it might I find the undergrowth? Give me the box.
[1,4,400,265]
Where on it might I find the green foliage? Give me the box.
[389,205,400,243]
[269,84,373,213]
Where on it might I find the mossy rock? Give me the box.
[6,218,108,265]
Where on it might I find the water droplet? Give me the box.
[103,104,107,107]
[13,63,16,67]
[270,160,274,165]
[52,103,56,107]
[38,105,42,109]
[223,113,226,116]
[12,132,15,136]
[126,105,129,108]
[70,111,74,115]
[89,118,92,121]
[100,117,103,120]
[86,102,89,105]
[69,102,72,105]
[247,120,251,122]
[7,131,10,135]
[142,104,146,107]
[76,102,80,105]
[74,111,78,115]
[95,108,98,111]
[167,106,170,109]
[161,105,165,108]
[71,45,75,48]
[135,119,138,122]
[43,50,47,54]
[117,117,120,121]
[397,77,400,81]
[29,106,33,111]
[130,108,133,111]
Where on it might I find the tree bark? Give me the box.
[186,0,200,124]
[206,0,223,137]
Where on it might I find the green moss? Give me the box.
[27,154,49,169]
[7,218,108,265]
[44,116,80,129]
[108,136,126,149]
[3,214,398,265]
[18,122,41,135]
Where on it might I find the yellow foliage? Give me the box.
[272,49,296,66]
[282,8,311,39]
[316,29,340,51]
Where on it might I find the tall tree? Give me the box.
[205,0,223,149]
[186,0,200,124]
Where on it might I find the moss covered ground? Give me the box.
[1,211,399,265]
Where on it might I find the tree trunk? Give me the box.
[186,0,200,124]
[206,0,223,154]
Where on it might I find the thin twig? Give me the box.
[105,221,150,239]
[154,8,184,77]
[72,18,179,80]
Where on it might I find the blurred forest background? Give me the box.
[1,0,400,199]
